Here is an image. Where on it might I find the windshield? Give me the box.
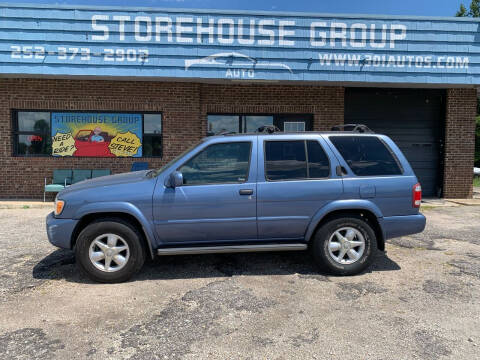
[75,130,91,138]
[150,140,203,177]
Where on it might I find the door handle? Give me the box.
[239,189,254,195]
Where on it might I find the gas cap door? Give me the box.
[360,184,376,198]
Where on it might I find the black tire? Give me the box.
[75,219,146,283]
[311,215,376,276]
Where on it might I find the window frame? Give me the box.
[263,139,331,182]
[11,109,163,158]
[176,141,253,187]
[329,135,404,177]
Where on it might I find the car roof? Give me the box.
[207,131,381,140]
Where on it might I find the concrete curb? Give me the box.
[446,199,480,206]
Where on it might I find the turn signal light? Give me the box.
[54,199,65,216]
[412,183,422,208]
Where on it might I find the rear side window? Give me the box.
[265,140,330,180]
[330,136,402,176]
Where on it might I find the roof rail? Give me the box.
[257,125,281,134]
[216,131,238,136]
[331,124,374,133]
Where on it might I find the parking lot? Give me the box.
[0,205,479,360]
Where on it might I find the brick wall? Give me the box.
[0,79,344,199]
[443,88,477,198]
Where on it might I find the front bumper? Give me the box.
[380,213,426,240]
[46,212,78,249]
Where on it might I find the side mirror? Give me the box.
[165,171,183,188]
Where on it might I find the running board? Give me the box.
[157,243,307,256]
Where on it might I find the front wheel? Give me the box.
[311,215,377,275]
[75,219,146,283]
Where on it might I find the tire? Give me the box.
[75,219,146,283]
[311,215,377,276]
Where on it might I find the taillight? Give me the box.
[413,183,422,208]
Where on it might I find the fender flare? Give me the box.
[73,202,156,258]
[304,199,384,242]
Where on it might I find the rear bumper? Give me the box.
[46,212,78,249]
[380,214,426,240]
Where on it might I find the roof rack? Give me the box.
[331,124,374,133]
[257,125,281,134]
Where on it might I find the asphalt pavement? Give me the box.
[0,205,479,359]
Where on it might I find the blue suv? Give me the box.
[46,131,426,283]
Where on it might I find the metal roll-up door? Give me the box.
[344,88,445,197]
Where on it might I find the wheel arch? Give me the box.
[71,206,155,259]
[305,203,385,251]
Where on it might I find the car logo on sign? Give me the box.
[185,52,293,74]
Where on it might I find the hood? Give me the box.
[59,170,151,195]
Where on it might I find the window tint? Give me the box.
[265,141,307,180]
[330,136,402,176]
[307,140,330,178]
[265,140,331,181]
[179,142,251,185]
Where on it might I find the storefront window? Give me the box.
[207,114,311,136]
[12,111,162,158]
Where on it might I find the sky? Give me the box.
[7,0,468,18]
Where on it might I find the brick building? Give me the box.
[0,4,478,199]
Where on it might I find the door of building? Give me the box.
[345,88,445,197]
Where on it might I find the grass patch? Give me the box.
[474,176,480,187]
[420,205,436,211]
[22,205,30,209]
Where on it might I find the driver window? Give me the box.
[179,142,251,185]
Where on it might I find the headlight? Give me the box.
[54,199,65,216]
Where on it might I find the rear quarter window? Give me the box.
[329,136,402,176]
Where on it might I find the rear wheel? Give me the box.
[75,219,146,283]
[311,215,376,275]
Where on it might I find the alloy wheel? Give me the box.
[88,233,130,272]
[327,227,366,265]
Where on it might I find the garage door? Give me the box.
[344,88,445,197]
